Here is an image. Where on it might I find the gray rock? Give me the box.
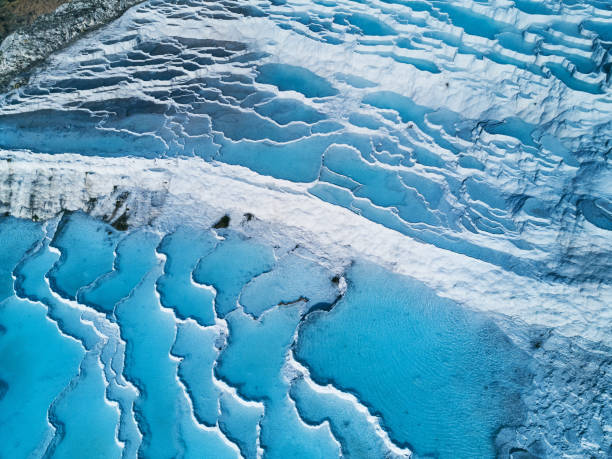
[0,0,144,92]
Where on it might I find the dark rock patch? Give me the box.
[213,214,230,229]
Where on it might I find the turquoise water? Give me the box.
[157,227,217,326]
[0,218,84,457]
[116,265,238,458]
[256,64,339,98]
[0,218,42,301]
[295,262,531,458]
[48,212,121,301]
[0,296,84,457]
[193,234,276,317]
[81,229,160,315]
[0,213,609,457]
[217,305,341,458]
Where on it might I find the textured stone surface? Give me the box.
[0,0,144,90]
[0,0,66,42]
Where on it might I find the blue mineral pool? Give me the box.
[2,213,606,458]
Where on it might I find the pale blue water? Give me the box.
[217,304,342,458]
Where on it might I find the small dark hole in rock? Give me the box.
[112,213,129,231]
[87,197,98,212]
[213,214,230,229]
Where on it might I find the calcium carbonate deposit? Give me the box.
[0,0,610,457]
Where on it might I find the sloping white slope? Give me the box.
[2,150,610,346]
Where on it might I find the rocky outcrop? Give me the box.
[0,0,143,91]
[0,0,67,42]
